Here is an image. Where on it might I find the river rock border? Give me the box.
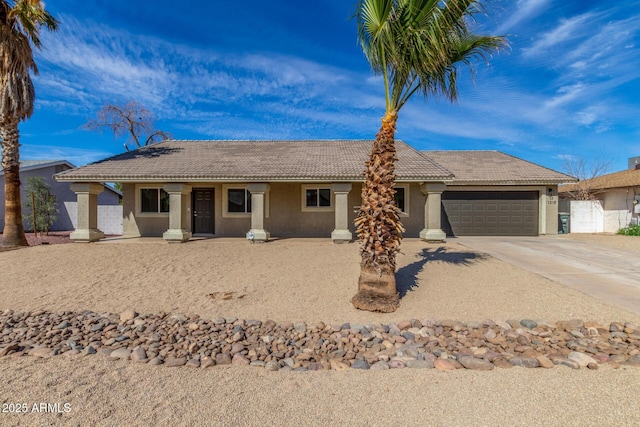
[1,309,639,371]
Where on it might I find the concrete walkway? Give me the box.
[456,236,640,316]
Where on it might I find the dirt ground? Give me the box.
[1,235,639,426]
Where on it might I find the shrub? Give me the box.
[24,177,59,235]
[617,224,640,236]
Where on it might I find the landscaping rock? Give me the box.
[568,351,597,368]
[0,309,638,374]
[164,357,187,367]
[457,356,494,371]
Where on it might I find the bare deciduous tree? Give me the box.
[561,151,614,200]
[84,101,172,152]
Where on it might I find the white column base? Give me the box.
[331,229,353,243]
[70,229,104,243]
[246,229,270,242]
[163,229,192,243]
[420,228,446,242]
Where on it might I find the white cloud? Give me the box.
[33,14,375,138]
[543,83,585,108]
[521,13,594,58]
[497,0,550,33]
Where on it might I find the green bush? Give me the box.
[24,177,59,235]
[617,224,640,236]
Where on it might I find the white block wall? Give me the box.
[570,200,604,233]
[64,202,123,235]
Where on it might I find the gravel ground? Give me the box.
[1,236,639,426]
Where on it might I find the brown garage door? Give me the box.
[442,191,539,236]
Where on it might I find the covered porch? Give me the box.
[67,181,448,244]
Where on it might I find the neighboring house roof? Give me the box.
[0,159,75,175]
[1,159,122,197]
[423,150,576,185]
[55,140,455,182]
[559,169,640,193]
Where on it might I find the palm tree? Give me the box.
[0,1,57,246]
[352,0,506,312]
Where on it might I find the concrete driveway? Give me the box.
[456,236,640,316]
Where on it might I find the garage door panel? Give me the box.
[442,191,539,236]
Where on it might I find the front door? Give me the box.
[192,189,215,234]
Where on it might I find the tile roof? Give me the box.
[559,168,640,193]
[423,150,575,185]
[55,140,454,182]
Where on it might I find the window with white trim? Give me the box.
[227,188,252,213]
[305,188,331,208]
[140,188,170,213]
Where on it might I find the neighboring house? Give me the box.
[559,164,640,233]
[54,140,574,242]
[0,160,122,233]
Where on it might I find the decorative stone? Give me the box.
[148,357,163,366]
[567,351,597,368]
[492,358,513,369]
[406,359,433,369]
[120,309,137,322]
[457,356,494,370]
[0,344,19,357]
[232,354,250,366]
[351,360,370,370]
[186,358,201,368]
[201,357,215,368]
[434,359,456,371]
[131,347,147,362]
[535,355,554,369]
[216,352,232,365]
[110,348,131,359]
[552,358,580,369]
[370,361,390,370]
[265,361,280,371]
[81,346,97,356]
[508,357,540,368]
[388,359,406,369]
[330,360,350,371]
[164,357,187,367]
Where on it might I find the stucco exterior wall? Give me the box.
[1,164,120,232]
[122,183,169,237]
[602,189,635,232]
[120,181,562,238]
[120,181,428,239]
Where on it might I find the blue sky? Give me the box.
[18,0,640,174]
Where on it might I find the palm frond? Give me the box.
[356,0,507,113]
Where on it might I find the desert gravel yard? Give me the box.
[1,236,640,426]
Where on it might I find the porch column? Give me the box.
[419,183,446,241]
[331,182,353,243]
[246,183,270,242]
[162,183,192,243]
[70,183,104,242]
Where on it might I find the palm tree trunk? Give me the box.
[1,117,28,246]
[352,111,404,313]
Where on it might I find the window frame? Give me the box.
[301,185,334,212]
[394,184,410,216]
[136,185,170,217]
[222,185,269,218]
